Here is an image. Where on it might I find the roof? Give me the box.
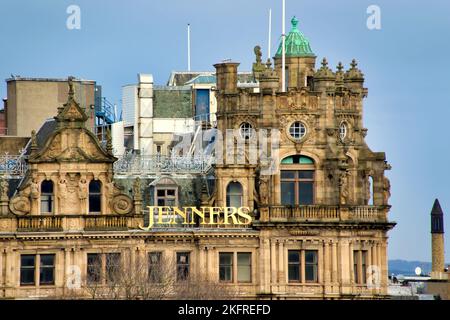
[431,199,444,216]
[167,71,257,86]
[6,76,95,84]
[23,118,57,156]
[275,16,315,58]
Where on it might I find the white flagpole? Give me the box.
[268,8,272,59]
[187,24,191,71]
[281,0,286,92]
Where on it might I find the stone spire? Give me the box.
[431,199,446,279]
[431,199,444,233]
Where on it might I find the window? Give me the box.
[219,253,233,282]
[106,253,121,283]
[305,251,318,282]
[89,180,102,213]
[148,252,162,282]
[288,250,319,283]
[177,252,190,281]
[354,250,368,284]
[156,188,177,206]
[39,254,55,285]
[20,255,36,286]
[339,122,347,141]
[239,122,253,140]
[288,250,301,282]
[20,254,55,286]
[289,121,307,140]
[226,182,243,207]
[281,170,314,205]
[237,253,252,283]
[87,253,102,284]
[40,180,54,213]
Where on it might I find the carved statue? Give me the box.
[0,178,8,199]
[339,171,349,205]
[254,45,262,64]
[78,178,88,200]
[133,177,142,199]
[105,178,116,202]
[30,179,40,199]
[382,176,391,205]
[58,178,67,200]
[259,177,269,205]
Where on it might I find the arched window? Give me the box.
[40,180,54,213]
[226,182,243,207]
[281,155,315,205]
[89,180,102,214]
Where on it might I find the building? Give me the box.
[425,199,450,299]
[0,17,395,299]
[4,76,97,137]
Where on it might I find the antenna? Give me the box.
[281,0,286,92]
[268,8,272,59]
[187,23,191,71]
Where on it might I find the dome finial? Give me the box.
[291,16,299,29]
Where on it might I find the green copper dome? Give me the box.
[275,16,315,58]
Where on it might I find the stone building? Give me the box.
[0,17,395,299]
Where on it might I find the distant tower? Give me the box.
[431,199,445,279]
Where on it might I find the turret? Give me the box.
[214,62,239,95]
[431,199,446,279]
[273,16,316,90]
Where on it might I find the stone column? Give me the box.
[270,240,277,286]
[331,242,338,283]
[278,240,285,285]
[323,241,331,284]
[349,241,354,284]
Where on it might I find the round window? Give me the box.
[339,122,347,141]
[239,122,253,139]
[289,121,307,140]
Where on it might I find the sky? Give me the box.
[0,0,449,262]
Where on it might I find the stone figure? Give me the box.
[0,178,9,199]
[30,179,39,199]
[382,176,391,205]
[339,171,349,205]
[133,177,142,199]
[259,177,269,205]
[365,175,372,206]
[58,179,67,200]
[78,178,88,200]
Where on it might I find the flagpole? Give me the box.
[281,0,286,92]
[268,8,272,59]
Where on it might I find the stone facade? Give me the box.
[0,20,395,299]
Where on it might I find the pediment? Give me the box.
[56,99,88,122]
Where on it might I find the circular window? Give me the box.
[289,121,307,140]
[239,122,253,139]
[339,122,347,141]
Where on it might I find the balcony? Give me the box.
[84,215,128,231]
[259,205,388,223]
[17,216,63,232]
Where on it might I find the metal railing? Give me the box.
[0,153,28,176]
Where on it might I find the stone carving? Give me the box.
[78,177,88,210]
[58,178,67,200]
[9,194,31,216]
[111,194,133,215]
[133,177,142,199]
[339,171,350,205]
[30,179,40,199]
[382,176,391,205]
[258,177,269,205]
[0,178,9,199]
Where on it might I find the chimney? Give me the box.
[214,62,239,95]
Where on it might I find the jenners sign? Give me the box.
[139,206,253,230]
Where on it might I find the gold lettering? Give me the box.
[190,207,206,225]
[237,207,252,225]
[173,207,189,225]
[224,207,239,224]
[208,207,223,225]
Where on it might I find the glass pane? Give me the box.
[288,251,300,263]
[40,254,55,267]
[237,265,251,282]
[219,266,232,281]
[41,181,53,193]
[298,170,314,179]
[305,265,317,282]
[305,251,317,264]
[281,182,295,206]
[157,189,165,197]
[299,156,314,164]
[40,196,52,213]
[288,265,300,281]
[237,253,251,266]
[89,181,101,193]
[89,195,101,213]
[227,195,242,207]
[157,198,165,206]
[299,182,314,205]
[20,269,35,285]
[21,255,35,267]
[281,156,294,164]
[281,171,296,179]
[227,182,242,194]
[219,253,233,265]
[167,189,176,196]
[40,267,55,285]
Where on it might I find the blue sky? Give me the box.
[0,0,449,261]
